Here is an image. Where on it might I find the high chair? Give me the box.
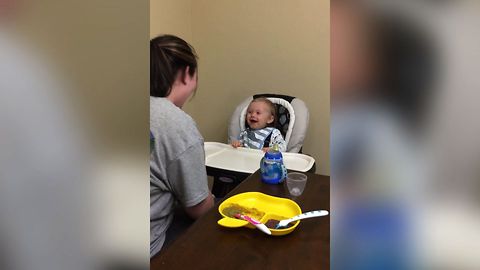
[209,93,312,197]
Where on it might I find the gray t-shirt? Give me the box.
[150,97,210,257]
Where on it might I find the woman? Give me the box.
[150,35,213,257]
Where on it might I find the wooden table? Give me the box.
[151,170,330,270]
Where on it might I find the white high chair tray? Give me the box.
[204,142,315,174]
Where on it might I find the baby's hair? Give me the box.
[250,97,277,127]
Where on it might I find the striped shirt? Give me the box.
[239,127,287,151]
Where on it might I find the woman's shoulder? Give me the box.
[150,103,204,166]
[150,97,202,140]
[151,98,195,123]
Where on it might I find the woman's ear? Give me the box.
[180,66,190,84]
[180,66,197,85]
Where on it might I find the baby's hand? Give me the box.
[231,140,242,148]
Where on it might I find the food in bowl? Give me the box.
[222,203,265,220]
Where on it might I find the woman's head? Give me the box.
[246,98,276,129]
[150,35,198,107]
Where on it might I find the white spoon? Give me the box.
[275,210,329,229]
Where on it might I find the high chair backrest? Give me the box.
[228,93,309,153]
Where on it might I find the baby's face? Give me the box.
[246,101,274,129]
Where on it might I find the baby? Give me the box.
[231,97,287,152]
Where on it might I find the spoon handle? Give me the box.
[234,214,272,235]
[284,210,329,223]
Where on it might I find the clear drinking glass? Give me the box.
[286,172,308,198]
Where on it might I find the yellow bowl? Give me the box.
[217,192,302,236]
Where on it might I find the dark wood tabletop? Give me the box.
[151,170,330,270]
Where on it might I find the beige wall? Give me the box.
[150,0,192,41]
[151,0,330,175]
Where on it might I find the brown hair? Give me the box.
[150,35,198,97]
[250,97,277,127]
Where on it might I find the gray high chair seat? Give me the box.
[228,93,309,153]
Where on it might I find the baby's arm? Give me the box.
[231,130,246,148]
[269,129,287,152]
